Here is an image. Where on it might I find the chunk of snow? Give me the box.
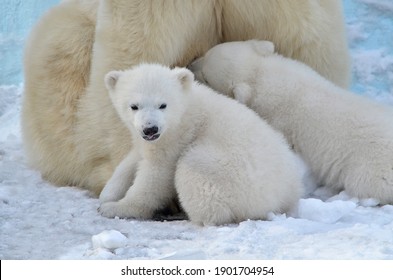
[359,198,380,207]
[91,230,128,250]
[296,198,357,224]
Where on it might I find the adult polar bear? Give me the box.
[22,0,350,195]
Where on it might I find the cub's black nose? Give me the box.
[143,126,159,136]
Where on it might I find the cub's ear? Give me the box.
[173,67,194,91]
[188,57,204,74]
[250,40,275,56]
[231,83,253,105]
[187,57,205,83]
[104,71,122,92]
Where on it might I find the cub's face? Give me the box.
[105,64,194,142]
[122,92,168,142]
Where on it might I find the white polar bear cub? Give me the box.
[191,40,393,204]
[99,63,303,225]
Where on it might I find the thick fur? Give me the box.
[191,40,393,204]
[22,0,98,188]
[99,64,303,225]
[22,0,350,195]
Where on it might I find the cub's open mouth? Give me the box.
[142,134,160,141]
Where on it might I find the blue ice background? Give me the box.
[0,0,59,85]
[0,0,392,99]
[344,0,393,99]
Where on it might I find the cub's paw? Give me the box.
[99,187,123,204]
[99,181,130,203]
[98,200,152,219]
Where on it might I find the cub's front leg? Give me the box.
[99,158,177,219]
[99,149,140,203]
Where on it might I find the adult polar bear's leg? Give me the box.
[22,0,98,189]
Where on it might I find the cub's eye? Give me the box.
[159,104,167,110]
[130,104,139,111]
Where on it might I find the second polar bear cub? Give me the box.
[99,63,303,225]
[191,40,393,204]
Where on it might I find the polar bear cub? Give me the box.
[191,40,393,204]
[99,63,304,225]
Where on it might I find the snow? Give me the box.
[92,230,128,250]
[296,198,357,224]
[1,0,393,260]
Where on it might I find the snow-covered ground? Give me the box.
[1,0,393,260]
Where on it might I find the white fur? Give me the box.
[99,64,304,225]
[192,40,393,204]
[22,0,349,196]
